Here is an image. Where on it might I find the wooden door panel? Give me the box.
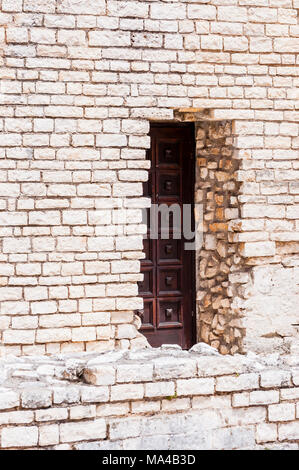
[157,139,181,167]
[158,239,182,264]
[138,267,155,297]
[141,300,155,330]
[142,238,155,264]
[158,171,181,199]
[138,124,195,349]
[157,298,183,327]
[157,266,182,296]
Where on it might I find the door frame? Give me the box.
[141,121,197,348]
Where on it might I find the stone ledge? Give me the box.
[0,344,298,450]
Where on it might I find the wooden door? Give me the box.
[137,123,196,349]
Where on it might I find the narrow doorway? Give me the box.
[137,123,196,349]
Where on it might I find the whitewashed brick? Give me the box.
[216,374,259,392]
[256,423,277,443]
[117,363,153,383]
[81,386,109,404]
[39,425,59,446]
[60,420,106,443]
[110,384,144,402]
[1,426,38,448]
[250,390,279,405]
[177,378,214,396]
[145,381,175,398]
[268,403,295,422]
[0,391,20,410]
[260,370,292,388]
[278,422,299,441]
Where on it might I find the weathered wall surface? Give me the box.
[0,345,298,450]
[0,0,298,355]
[194,119,244,355]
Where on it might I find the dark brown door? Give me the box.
[138,123,195,349]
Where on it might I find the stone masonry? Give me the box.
[0,344,298,450]
[0,0,298,357]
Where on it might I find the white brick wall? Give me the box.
[0,348,298,450]
[0,0,298,355]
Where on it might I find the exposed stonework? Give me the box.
[194,119,244,355]
[0,0,298,355]
[0,345,298,450]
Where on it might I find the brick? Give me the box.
[2,0,23,12]
[3,330,35,345]
[249,390,279,405]
[216,374,259,392]
[241,241,276,257]
[0,287,22,301]
[89,31,130,47]
[80,386,109,404]
[116,363,153,383]
[110,418,142,440]
[0,411,33,426]
[0,391,20,411]
[1,426,38,448]
[218,6,247,22]
[232,392,250,408]
[108,1,148,18]
[177,378,214,396]
[274,38,299,53]
[201,35,222,51]
[2,238,31,254]
[268,403,295,422]
[72,327,96,342]
[0,184,20,197]
[39,425,59,446]
[57,237,86,252]
[151,3,186,20]
[278,422,299,441]
[256,423,277,444]
[193,395,231,410]
[60,420,106,443]
[36,328,71,343]
[154,357,196,380]
[260,370,291,388]
[220,406,266,427]
[29,211,61,226]
[69,405,96,420]
[21,389,52,409]
[58,0,106,14]
[35,408,68,422]
[131,401,160,414]
[0,212,27,226]
[96,403,129,418]
[145,381,175,398]
[280,388,299,401]
[53,387,80,405]
[110,384,144,402]
[162,398,191,412]
[24,0,55,13]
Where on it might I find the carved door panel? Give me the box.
[138,124,195,349]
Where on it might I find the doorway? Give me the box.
[137,123,196,349]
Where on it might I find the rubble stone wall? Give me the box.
[194,120,244,355]
[0,0,298,355]
[0,346,298,450]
